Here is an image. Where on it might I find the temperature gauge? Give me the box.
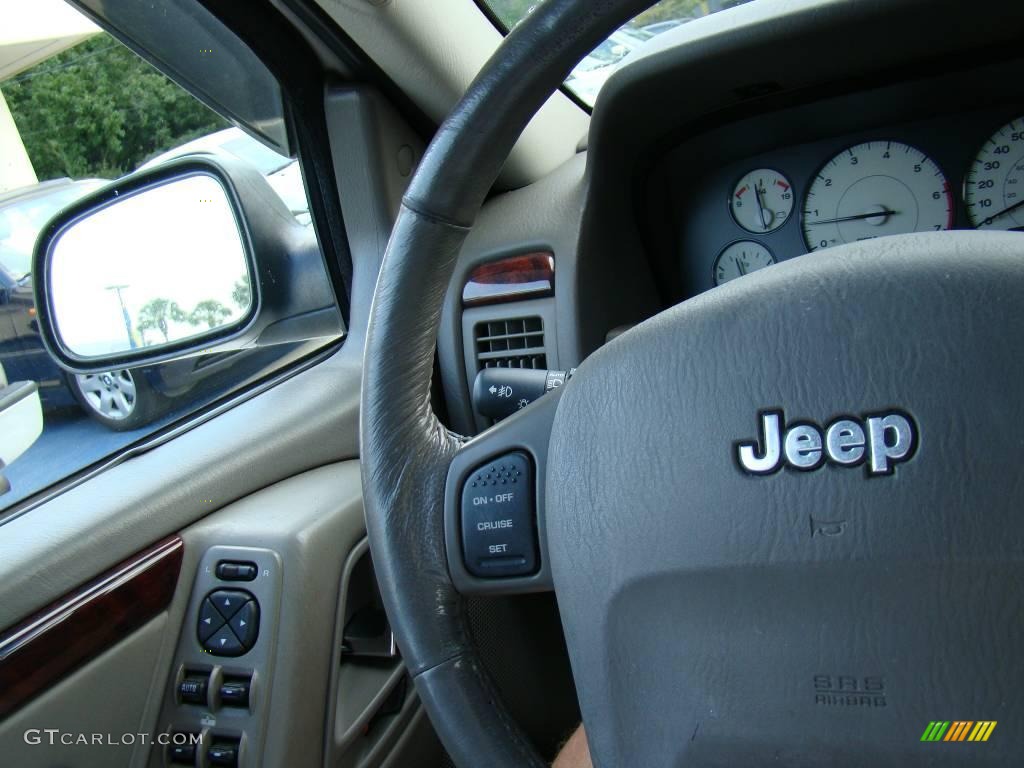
[729,169,794,233]
[713,241,775,286]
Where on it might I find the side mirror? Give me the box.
[32,155,342,373]
[0,363,43,496]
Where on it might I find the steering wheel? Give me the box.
[361,1,1024,765]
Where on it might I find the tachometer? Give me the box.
[802,141,953,252]
[965,118,1024,230]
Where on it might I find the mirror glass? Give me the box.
[48,174,251,358]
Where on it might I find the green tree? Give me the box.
[136,298,186,344]
[190,299,232,329]
[1,35,228,181]
[231,278,251,310]
[483,0,538,28]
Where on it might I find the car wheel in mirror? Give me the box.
[66,368,164,431]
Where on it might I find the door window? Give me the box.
[0,5,336,513]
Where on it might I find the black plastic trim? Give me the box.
[195,0,439,329]
[275,0,436,144]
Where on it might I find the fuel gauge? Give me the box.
[730,169,794,233]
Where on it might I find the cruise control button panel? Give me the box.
[198,590,260,656]
[460,451,538,577]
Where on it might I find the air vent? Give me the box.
[474,317,546,370]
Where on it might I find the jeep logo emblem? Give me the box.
[737,411,916,476]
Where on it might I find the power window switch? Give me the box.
[219,677,250,708]
[207,739,239,767]
[167,739,197,765]
[178,675,208,705]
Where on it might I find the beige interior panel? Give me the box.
[0,616,170,767]
[308,0,589,188]
[0,347,362,633]
[0,462,394,767]
[139,461,370,767]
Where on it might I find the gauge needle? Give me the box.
[976,198,1024,228]
[754,183,768,230]
[734,256,747,276]
[807,207,899,226]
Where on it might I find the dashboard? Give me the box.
[624,57,1024,304]
[440,4,1024,436]
[670,104,1024,294]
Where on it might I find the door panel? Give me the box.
[0,536,182,719]
[0,19,432,765]
[145,461,368,767]
[0,460,435,767]
[0,616,172,767]
[0,344,360,631]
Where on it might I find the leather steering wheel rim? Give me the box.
[360,2,653,764]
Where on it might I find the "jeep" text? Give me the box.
[736,411,916,476]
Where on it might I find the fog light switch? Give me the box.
[460,451,537,578]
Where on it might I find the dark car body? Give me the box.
[0,264,67,406]
[0,179,104,409]
[0,264,66,404]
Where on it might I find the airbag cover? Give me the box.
[547,232,1024,767]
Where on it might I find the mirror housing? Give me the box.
[32,154,342,373]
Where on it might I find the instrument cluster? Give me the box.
[688,115,1024,288]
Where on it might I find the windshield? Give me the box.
[0,182,105,277]
[481,0,754,106]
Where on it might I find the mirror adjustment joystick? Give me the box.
[472,367,573,421]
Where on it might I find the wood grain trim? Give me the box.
[0,535,183,719]
[462,252,555,307]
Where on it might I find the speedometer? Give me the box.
[965,118,1024,230]
[802,141,953,252]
